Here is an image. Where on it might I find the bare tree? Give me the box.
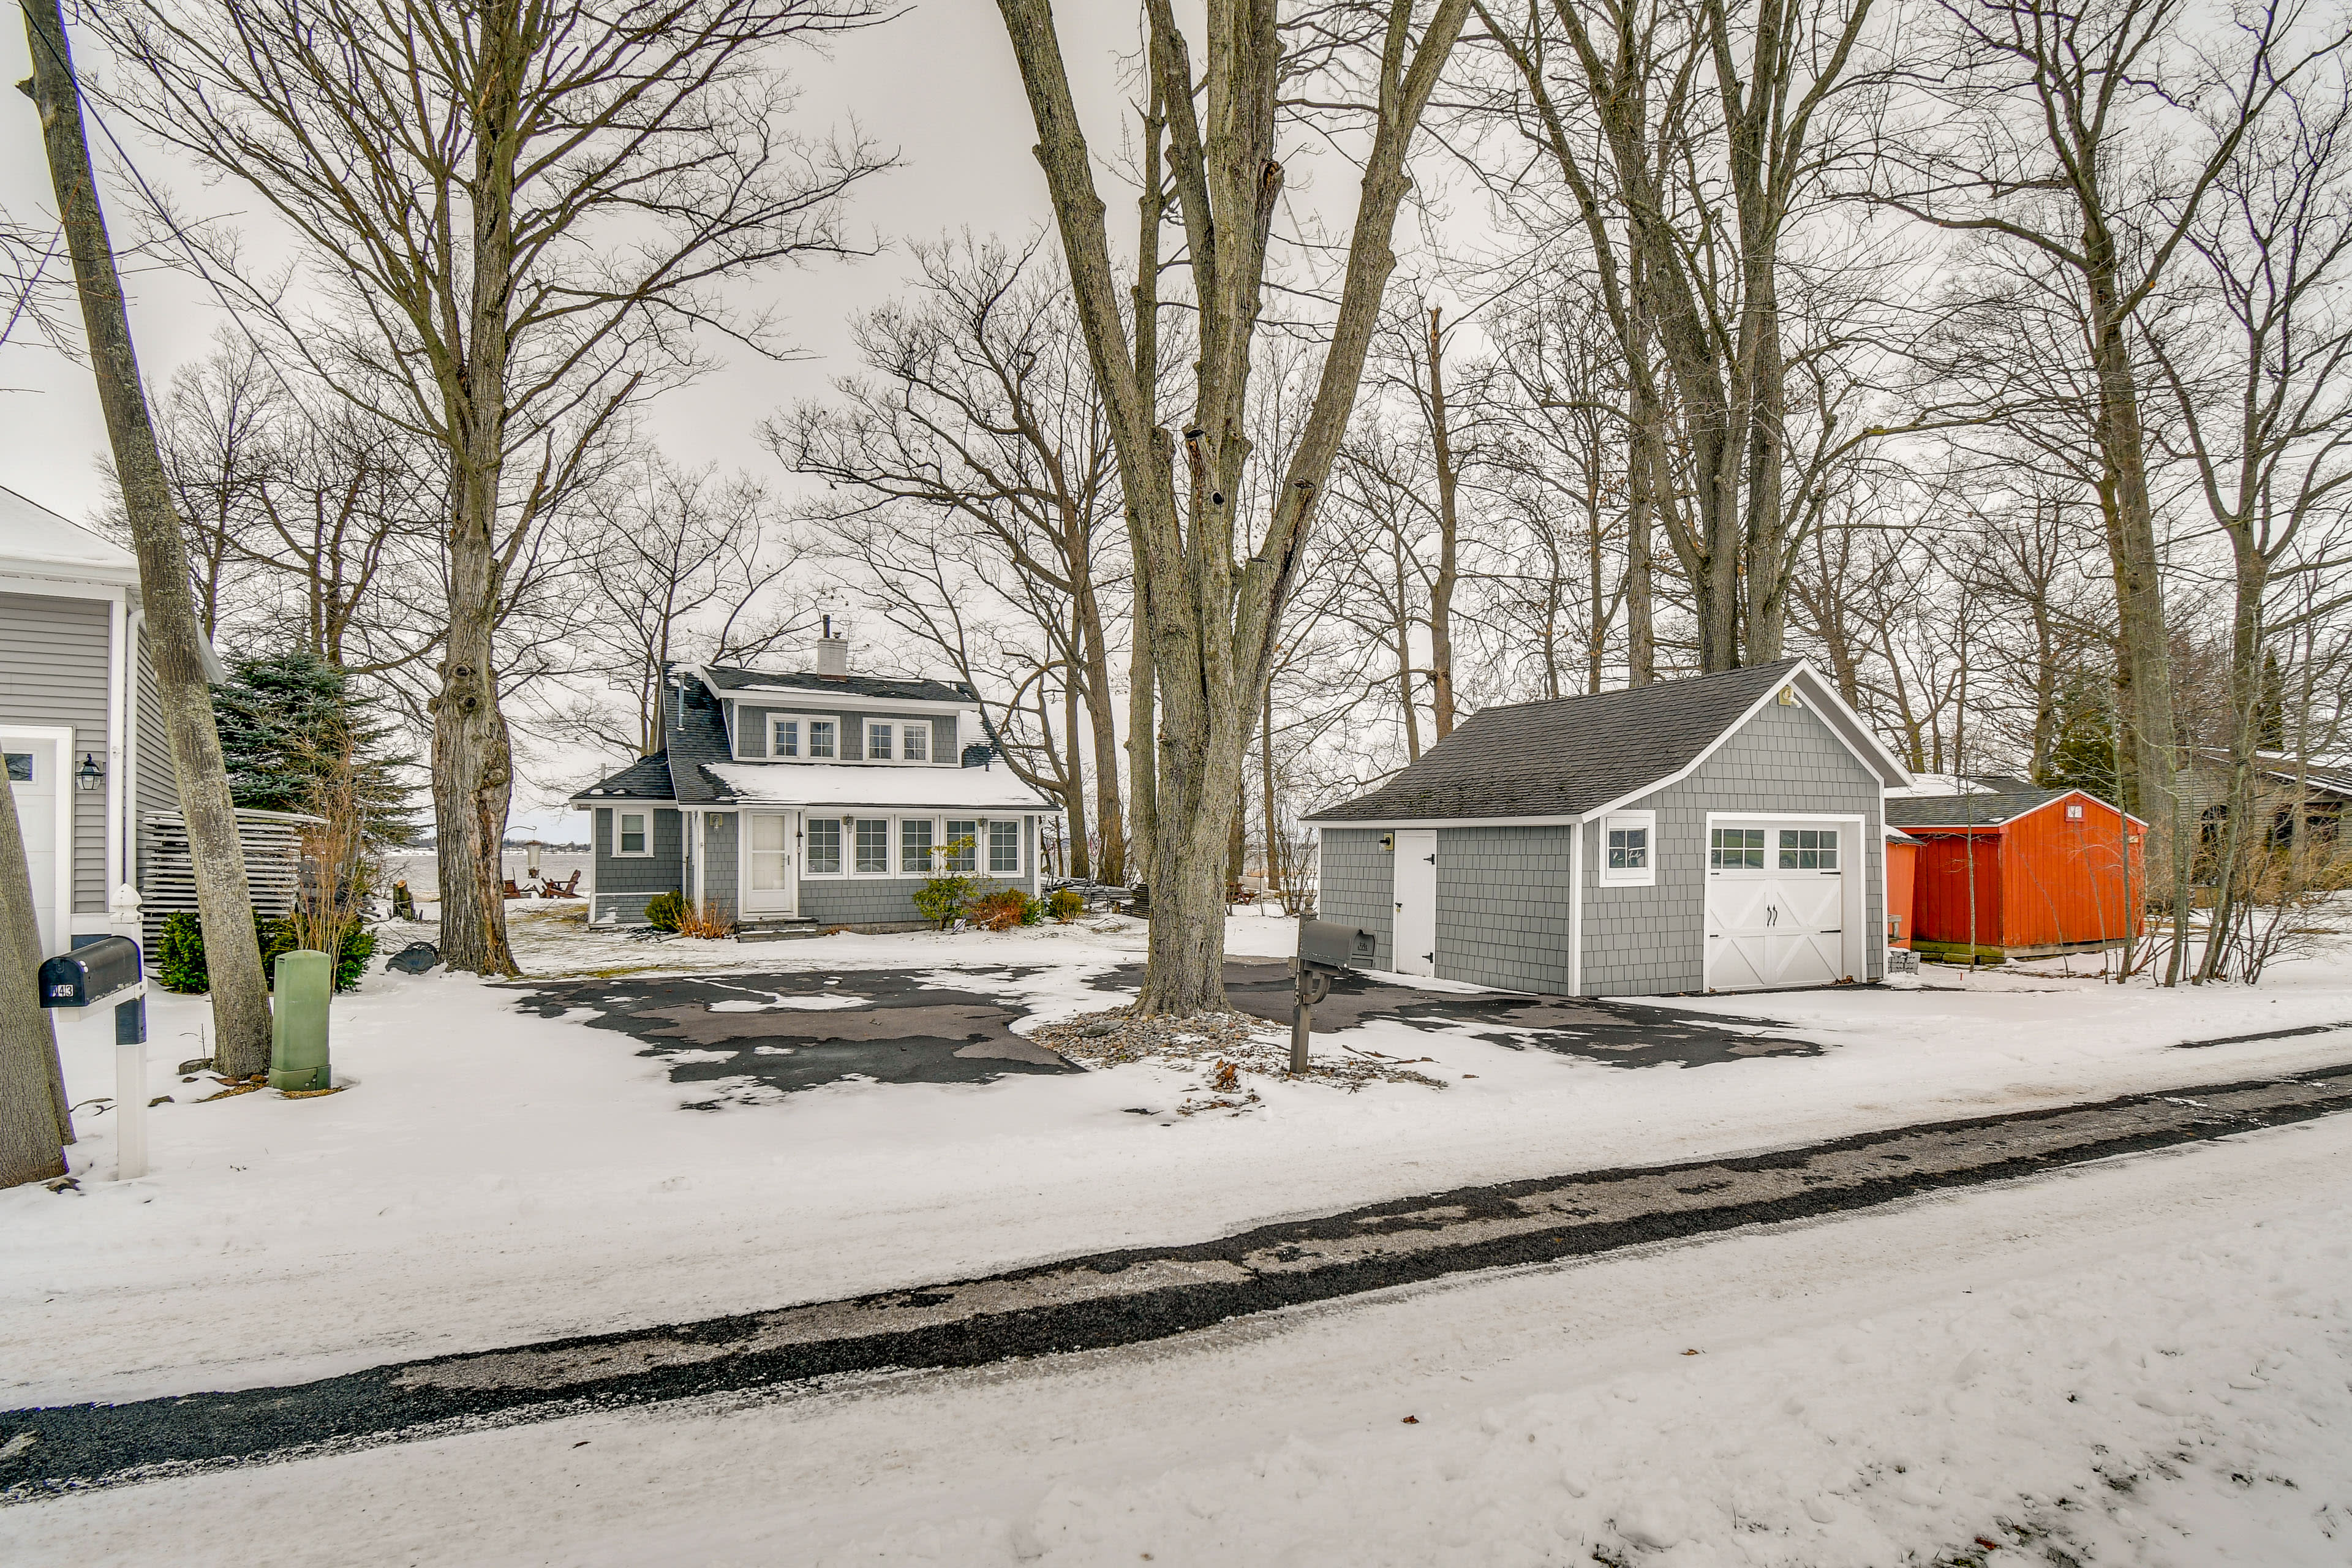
[774,236,1133,880]
[96,0,894,974]
[557,458,810,758]
[26,0,274,1074]
[994,0,1472,1012]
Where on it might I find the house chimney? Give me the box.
[815,613,850,677]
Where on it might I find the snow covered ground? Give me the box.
[6,908,2351,1426]
[9,1099,2348,1565]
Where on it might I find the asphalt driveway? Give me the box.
[510,959,1826,1105]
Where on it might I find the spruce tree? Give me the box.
[211,653,421,851]
[2036,673,2123,803]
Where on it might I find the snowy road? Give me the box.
[10,1059,2351,1510]
[7,1079,2351,1563]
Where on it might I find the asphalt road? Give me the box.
[9,1060,2351,1501]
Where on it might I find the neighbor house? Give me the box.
[570,634,1052,933]
[1,484,186,959]
[1307,660,1912,996]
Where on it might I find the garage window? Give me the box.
[1709,827,1765,869]
[1600,810,1656,886]
[1778,829,1838,870]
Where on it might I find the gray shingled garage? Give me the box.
[1308,661,1912,997]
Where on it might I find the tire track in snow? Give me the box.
[8,1060,2352,1499]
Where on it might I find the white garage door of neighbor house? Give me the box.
[1705,821,1847,992]
[1392,828,1437,976]
[6,739,62,957]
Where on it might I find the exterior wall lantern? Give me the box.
[75,752,104,793]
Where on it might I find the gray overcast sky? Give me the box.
[0,2,1163,835]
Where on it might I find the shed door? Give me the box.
[1705,823,1844,991]
[1392,828,1437,976]
[4,737,62,957]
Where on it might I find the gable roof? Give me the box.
[1887,784,2143,830]
[696,663,975,706]
[0,484,138,586]
[570,752,676,804]
[1308,660,1907,824]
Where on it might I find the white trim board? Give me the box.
[2,725,79,959]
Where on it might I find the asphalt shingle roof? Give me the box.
[1306,660,1803,823]
[662,671,739,804]
[569,752,676,803]
[1885,787,2066,829]
[699,663,975,705]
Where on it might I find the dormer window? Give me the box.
[771,717,799,758]
[867,720,894,761]
[807,719,836,759]
[903,723,929,763]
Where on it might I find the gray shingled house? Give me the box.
[570,634,1050,933]
[1307,660,1912,996]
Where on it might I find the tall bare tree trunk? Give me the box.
[24,0,273,1073]
[1,778,72,1188]
[1424,306,1461,736]
[1061,658,1090,878]
[1261,675,1280,895]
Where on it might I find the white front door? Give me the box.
[742,811,797,916]
[4,736,65,957]
[1705,822,1846,991]
[1392,828,1438,976]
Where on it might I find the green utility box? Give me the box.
[268,949,333,1092]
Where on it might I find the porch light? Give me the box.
[75,753,103,793]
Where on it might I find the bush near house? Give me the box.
[643,891,687,932]
[1046,887,1084,923]
[914,869,981,929]
[156,911,375,993]
[967,886,1043,931]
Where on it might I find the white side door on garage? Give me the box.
[1704,819,1849,992]
[1391,827,1438,976]
[3,731,72,959]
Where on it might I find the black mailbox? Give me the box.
[39,936,143,1009]
[1298,919,1375,971]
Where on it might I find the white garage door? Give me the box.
[6,739,62,957]
[1705,822,1846,992]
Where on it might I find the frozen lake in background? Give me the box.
[385,851,592,900]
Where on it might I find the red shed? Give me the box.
[1885,826,1922,948]
[1886,784,2145,959]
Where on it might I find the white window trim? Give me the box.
[1599,810,1657,887]
[984,815,1024,878]
[865,719,895,763]
[802,816,846,876]
[848,814,895,876]
[768,713,804,759]
[739,710,956,765]
[612,808,654,858]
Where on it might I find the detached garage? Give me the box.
[1308,660,1912,996]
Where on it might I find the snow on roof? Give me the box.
[707,763,1050,812]
[1885,773,2000,800]
[0,483,138,585]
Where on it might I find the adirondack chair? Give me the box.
[502,878,523,899]
[543,870,582,898]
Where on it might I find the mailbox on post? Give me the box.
[39,936,143,1011]
[1289,918,1375,1073]
[38,935,149,1180]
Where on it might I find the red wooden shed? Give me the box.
[1885,784,2145,960]
[1885,826,1921,948]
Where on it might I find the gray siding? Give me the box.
[590,804,684,922]
[1580,697,1885,996]
[798,813,1038,928]
[701,811,738,922]
[1316,828,1396,971]
[134,626,175,891]
[732,704,959,765]
[0,590,111,912]
[1435,825,1578,993]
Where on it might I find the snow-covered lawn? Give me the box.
[6,910,2351,1417]
[12,1096,2350,1565]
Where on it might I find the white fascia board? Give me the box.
[0,571,131,601]
[1580,660,1909,821]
